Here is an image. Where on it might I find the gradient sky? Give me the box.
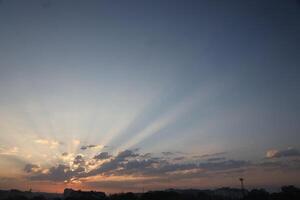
[0,0,300,193]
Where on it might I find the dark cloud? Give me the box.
[26,149,251,183]
[162,152,174,156]
[87,150,151,176]
[266,148,300,159]
[28,162,88,182]
[258,161,285,172]
[115,149,139,161]
[30,164,75,181]
[88,159,120,176]
[156,163,198,174]
[75,166,86,173]
[193,152,227,159]
[73,155,85,165]
[140,153,152,158]
[173,156,186,161]
[80,145,100,150]
[198,160,250,171]
[89,154,248,178]
[93,152,111,160]
[118,158,161,175]
[24,164,40,173]
[97,157,196,177]
[259,159,300,171]
[62,152,68,156]
[206,157,226,162]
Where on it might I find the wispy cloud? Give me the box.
[266,148,300,159]
[34,139,62,149]
[81,144,104,151]
[0,146,19,155]
[162,151,175,156]
[193,151,227,159]
[206,157,226,162]
[73,139,81,146]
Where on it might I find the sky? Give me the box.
[0,0,300,193]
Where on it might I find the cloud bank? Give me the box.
[266,148,300,159]
[24,149,251,183]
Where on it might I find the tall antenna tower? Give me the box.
[141,179,145,193]
[239,178,245,197]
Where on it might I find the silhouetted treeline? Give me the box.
[0,186,300,200]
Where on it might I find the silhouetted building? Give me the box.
[63,188,106,200]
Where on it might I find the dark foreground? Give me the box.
[1,185,300,200]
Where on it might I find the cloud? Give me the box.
[0,146,18,155]
[73,155,85,165]
[26,160,88,182]
[124,159,158,170]
[34,139,62,149]
[162,152,175,156]
[88,150,248,178]
[25,148,250,183]
[87,159,120,176]
[30,164,76,182]
[258,159,300,171]
[34,139,49,144]
[73,139,81,146]
[198,160,250,171]
[87,150,149,176]
[24,164,40,173]
[94,152,111,160]
[193,151,227,159]
[133,159,248,177]
[206,157,226,162]
[140,153,152,158]
[266,148,300,158]
[154,163,198,174]
[173,156,186,161]
[60,152,75,163]
[115,149,139,161]
[81,144,103,151]
[62,152,69,156]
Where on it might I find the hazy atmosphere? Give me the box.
[0,0,299,194]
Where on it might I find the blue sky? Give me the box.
[0,0,299,193]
